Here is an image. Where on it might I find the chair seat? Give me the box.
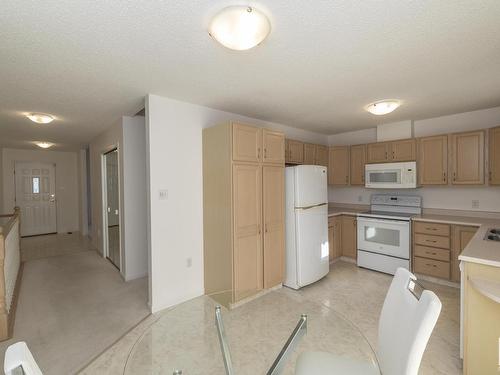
[295,351,380,375]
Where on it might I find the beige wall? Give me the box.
[1,148,80,233]
[327,106,500,212]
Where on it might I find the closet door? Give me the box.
[233,164,263,301]
[263,165,285,288]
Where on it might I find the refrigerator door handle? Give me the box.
[295,203,327,210]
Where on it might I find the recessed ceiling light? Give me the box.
[208,6,271,51]
[27,113,54,124]
[35,142,54,149]
[365,100,401,115]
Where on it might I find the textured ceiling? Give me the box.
[1,1,500,149]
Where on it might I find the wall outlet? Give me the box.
[186,258,192,268]
[472,200,480,209]
[357,195,363,202]
[159,189,168,200]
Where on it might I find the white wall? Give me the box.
[122,117,148,281]
[2,148,80,233]
[146,94,326,313]
[328,106,500,212]
[89,116,148,281]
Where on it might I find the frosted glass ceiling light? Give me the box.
[209,6,271,50]
[35,142,54,149]
[365,100,401,115]
[27,113,54,124]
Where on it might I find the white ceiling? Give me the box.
[1,1,500,149]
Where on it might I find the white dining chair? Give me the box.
[4,341,43,375]
[295,267,442,375]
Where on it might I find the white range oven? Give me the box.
[357,195,422,275]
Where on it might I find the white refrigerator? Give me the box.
[284,165,330,289]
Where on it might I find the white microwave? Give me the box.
[365,161,417,189]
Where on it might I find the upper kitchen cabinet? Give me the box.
[232,123,262,162]
[367,142,390,163]
[418,135,448,185]
[328,146,349,185]
[262,129,285,164]
[391,139,417,161]
[450,130,485,185]
[303,143,316,165]
[367,139,416,163]
[286,139,304,164]
[349,144,366,186]
[489,126,500,185]
[315,145,329,167]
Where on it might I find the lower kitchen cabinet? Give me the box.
[451,225,478,282]
[328,216,341,261]
[341,215,357,259]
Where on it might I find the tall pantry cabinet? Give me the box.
[203,122,285,307]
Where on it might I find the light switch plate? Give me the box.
[159,189,168,200]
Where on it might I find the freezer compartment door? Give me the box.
[295,204,329,287]
[294,165,328,208]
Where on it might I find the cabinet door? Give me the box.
[489,126,500,185]
[341,215,357,259]
[451,225,477,282]
[262,129,285,164]
[232,123,262,162]
[315,145,329,167]
[303,143,316,165]
[328,146,349,185]
[287,140,304,164]
[451,131,485,185]
[350,144,366,186]
[367,142,390,163]
[263,165,285,288]
[232,164,263,301]
[391,139,416,161]
[418,135,448,185]
[328,216,341,261]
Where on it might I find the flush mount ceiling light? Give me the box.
[365,100,401,115]
[27,113,55,124]
[35,142,54,149]
[208,6,271,51]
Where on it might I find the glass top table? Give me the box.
[124,288,380,375]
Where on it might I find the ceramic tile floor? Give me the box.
[82,261,461,375]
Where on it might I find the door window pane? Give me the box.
[32,177,40,194]
[364,226,400,247]
[369,171,400,183]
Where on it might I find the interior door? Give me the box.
[104,150,120,269]
[15,162,57,236]
[263,165,285,288]
[232,163,262,301]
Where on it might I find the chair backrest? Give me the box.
[377,268,442,375]
[4,342,43,375]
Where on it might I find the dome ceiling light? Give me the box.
[365,100,401,115]
[35,142,54,149]
[208,6,271,51]
[27,113,55,124]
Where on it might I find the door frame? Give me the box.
[101,146,123,271]
[14,161,58,236]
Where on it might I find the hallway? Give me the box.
[0,233,150,375]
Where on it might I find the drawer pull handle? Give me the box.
[426,264,437,268]
[426,251,437,255]
[426,240,437,243]
[425,227,438,231]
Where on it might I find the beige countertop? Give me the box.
[328,203,500,268]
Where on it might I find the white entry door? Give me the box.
[15,162,57,236]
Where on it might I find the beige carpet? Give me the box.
[0,236,150,375]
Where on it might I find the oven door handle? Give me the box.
[357,217,410,226]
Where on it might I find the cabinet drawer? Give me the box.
[414,257,450,279]
[414,233,450,249]
[414,221,450,236]
[414,245,450,262]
